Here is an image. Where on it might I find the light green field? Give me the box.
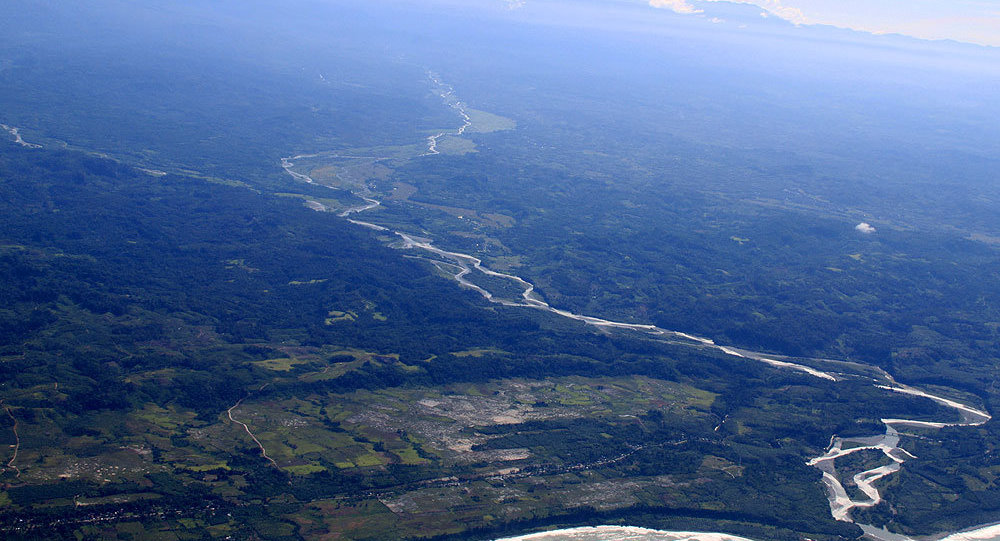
[252,357,310,371]
[324,310,356,324]
[466,108,517,133]
[208,374,716,478]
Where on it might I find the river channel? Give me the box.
[279,77,994,541]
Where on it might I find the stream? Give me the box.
[1,124,42,149]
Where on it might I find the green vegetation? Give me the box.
[1,122,996,539]
[1,2,999,539]
[465,109,517,134]
[0,147,883,540]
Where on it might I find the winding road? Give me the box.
[1,399,21,478]
[226,385,279,468]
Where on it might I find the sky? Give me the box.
[647,0,1000,46]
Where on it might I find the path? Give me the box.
[226,386,278,468]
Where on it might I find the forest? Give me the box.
[2,1,1000,539]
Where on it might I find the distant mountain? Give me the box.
[681,0,997,55]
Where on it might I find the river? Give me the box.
[279,75,994,541]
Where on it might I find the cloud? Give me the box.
[647,0,1000,46]
[752,0,806,24]
[648,0,703,15]
[649,0,807,25]
[503,0,526,9]
[855,222,876,234]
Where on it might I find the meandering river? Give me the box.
[279,76,994,541]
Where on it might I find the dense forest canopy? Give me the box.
[1,1,999,539]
